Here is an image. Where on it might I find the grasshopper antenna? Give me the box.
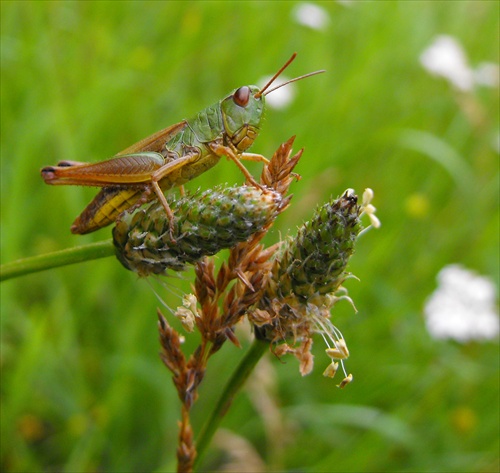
[254,52,325,99]
[255,52,298,99]
[263,69,326,96]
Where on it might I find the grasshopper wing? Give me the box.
[41,121,189,234]
[40,120,188,185]
[117,120,187,155]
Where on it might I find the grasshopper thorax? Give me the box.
[220,85,264,152]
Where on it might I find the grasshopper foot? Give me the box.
[168,219,177,244]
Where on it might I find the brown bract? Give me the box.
[156,137,303,473]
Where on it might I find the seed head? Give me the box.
[255,189,362,324]
[113,185,283,276]
[251,189,376,383]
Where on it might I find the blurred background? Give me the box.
[1,1,498,472]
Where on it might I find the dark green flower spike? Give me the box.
[113,185,283,276]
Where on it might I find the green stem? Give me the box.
[0,240,115,282]
[194,337,268,469]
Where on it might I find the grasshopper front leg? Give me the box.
[237,153,270,165]
[208,142,268,190]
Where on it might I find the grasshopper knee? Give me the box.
[40,167,57,181]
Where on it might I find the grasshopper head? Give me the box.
[221,53,325,152]
[220,85,264,152]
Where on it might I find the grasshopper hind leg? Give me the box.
[151,181,177,241]
[70,186,147,234]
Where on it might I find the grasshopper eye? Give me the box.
[233,86,250,107]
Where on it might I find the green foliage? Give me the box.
[1,1,498,472]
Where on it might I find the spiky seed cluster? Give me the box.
[263,189,362,307]
[251,190,363,381]
[113,185,283,277]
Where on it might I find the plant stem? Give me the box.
[0,240,115,282]
[194,337,268,468]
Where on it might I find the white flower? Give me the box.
[473,62,500,88]
[420,35,474,91]
[325,338,349,360]
[362,188,381,229]
[174,294,200,332]
[358,188,381,235]
[424,265,499,342]
[292,3,330,31]
[323,361,339,378]
[420,35,500,92]
[337,373,353,389]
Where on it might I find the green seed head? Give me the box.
[254,190,363,343]
[270,190,362,302]
[251,188,379,382]
[113,185,283,276]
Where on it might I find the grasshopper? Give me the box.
[41,53,324,235]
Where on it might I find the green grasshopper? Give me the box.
[41,53,324,235]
